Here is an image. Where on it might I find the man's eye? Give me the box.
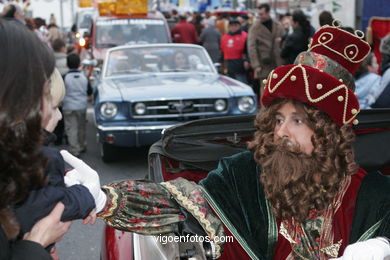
[276,118,283,124]
[294,118,304,124]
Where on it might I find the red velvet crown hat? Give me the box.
[261,22,371,126]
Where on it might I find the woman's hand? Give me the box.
[23,202,71,248]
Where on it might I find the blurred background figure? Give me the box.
[192,12,204,36]
[199,18,221,63]
[173,51,190,70]
[171,14,199,43]
[319,10,334,27]
[279,13,292,44]
[248,3,284,103]
[1,2,25,25]
[354,52,381,109]
[220,19,249,84]
[47,14,63,47]
[63,53,91,157]
[280,10,312,65]
[372,33,390,108]
[215,12,229,36]
[237,14,250,33]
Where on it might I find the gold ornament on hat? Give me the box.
[266,64,360,125]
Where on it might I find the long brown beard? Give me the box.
[259,139,328,222]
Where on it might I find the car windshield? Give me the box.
[95,18,169,47]
[105,46,214,77]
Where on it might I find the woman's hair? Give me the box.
[247,99,357,221]
[0,19,55,238]
[292,10,312,40]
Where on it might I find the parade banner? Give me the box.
[116,0,148,14]
[79,0,93,7]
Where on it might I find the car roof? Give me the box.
[107,43,206,52]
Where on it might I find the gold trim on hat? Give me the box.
[266,64,360,125]
[308,26,370,64]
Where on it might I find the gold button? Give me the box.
[338,96,344,102]
[316,84,323,90]
[349,51,354,55]
[290,75,296,81]
[351,108,358,114]
[262,79,268,85]
[339,78,343,82]
[322,36,326,40]
[353,119,359,125]
[272,73,278,79]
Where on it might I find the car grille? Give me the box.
[132,99,228,119]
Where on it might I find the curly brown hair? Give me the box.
[0,19,54,238]
[247,99,357,222]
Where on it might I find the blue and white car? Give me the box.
[94,44,257,162]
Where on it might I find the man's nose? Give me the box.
[276,122,290,138]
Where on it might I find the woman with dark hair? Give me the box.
[0,19,71,259]
[280,10,312,65]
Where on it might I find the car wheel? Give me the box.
[100,142,116,163]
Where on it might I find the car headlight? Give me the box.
[100,102,118,118]
[238,96,255,112]
[134,102,146,115]
[214,99,227,112]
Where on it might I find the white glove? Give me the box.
[331,237,390,260]
[60,150,107,213]
[64,169,81,187]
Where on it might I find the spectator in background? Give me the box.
[47,16,63,46]
[171,14,199,44]
[199,18,221,63]
[238,14,250,33]
[52,39,68,76]
[248,3,284,102]
[372,33,390,108]
[319,10,334,27]
[1,2,25,25]
[52,38,68,146]
[281,10,312,65]
[354,52,381,108]
[279,13,292,44]
[63,53,91,157]
[220,19,249,83]
[192,12,204,36]
[215,12,229,36]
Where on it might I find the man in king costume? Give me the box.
[62,23,390,259]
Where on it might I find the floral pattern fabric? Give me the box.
[97,178,225,256]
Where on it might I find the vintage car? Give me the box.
[100,108,390,259]
[88,12,172,64]
[94,44,257,162]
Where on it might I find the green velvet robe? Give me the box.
[200,150,390,259]
[98,150,390,259]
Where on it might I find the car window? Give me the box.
[105,46,214,77]
[95,18,169,47]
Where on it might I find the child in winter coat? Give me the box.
[13,69,101,254]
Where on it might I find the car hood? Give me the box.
[99,74,252,102]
